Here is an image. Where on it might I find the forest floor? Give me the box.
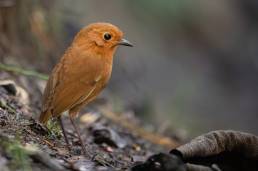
[0,70,181,171]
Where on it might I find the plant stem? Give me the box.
[0,63,48,80]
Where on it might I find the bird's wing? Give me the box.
[41,61,62,113]
[51,79,97,117]
[41,46,79,113]
[41,46,105,118]
[50,48,103,117]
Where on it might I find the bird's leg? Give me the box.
[69,116,88,156]
[58,116,71,151]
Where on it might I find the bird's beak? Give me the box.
[117,38,133,47]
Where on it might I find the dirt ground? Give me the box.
[0,71,181,171]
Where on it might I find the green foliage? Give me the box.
[0,98,16,114]
[46,119,62,139]
[0,137,31,171]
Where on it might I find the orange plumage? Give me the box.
[39,22,132,123]
[39,23,132,154]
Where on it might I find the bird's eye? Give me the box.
[104,33,112,40]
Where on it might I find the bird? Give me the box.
[39,22,133,155]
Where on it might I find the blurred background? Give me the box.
[1,0,258,137]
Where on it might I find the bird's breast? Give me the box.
[80,56,113,92]
[81,57,113,104]
[96,61,113,87]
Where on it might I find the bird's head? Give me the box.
[73,22,132,56]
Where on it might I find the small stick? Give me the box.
[0,63,48,80]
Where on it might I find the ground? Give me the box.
[0,71,181,171]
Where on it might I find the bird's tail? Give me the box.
[39,110,51,124]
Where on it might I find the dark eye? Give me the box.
[104,33,112,40]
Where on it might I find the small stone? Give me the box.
[91,124,127,148]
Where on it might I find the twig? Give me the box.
[26,146,67,171]
[0,63,48,80]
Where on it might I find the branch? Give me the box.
[0,63,48,80]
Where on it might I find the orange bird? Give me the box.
[39,23,132,155]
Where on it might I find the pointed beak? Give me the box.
[117,38,133,47]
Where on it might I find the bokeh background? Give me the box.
[1,0,258,137]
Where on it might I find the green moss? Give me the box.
[0,99,16,114]
[0,136,31,171]
[46,119,62,139]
